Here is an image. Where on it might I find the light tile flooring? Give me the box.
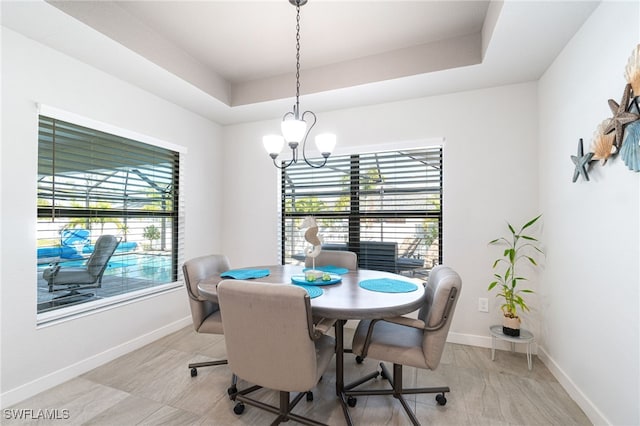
[6,326,591,425]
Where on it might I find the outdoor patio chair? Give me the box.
[43,234,120,297]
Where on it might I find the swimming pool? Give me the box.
[38,252,174,282]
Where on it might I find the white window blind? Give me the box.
[37,114,182,315]
[281,147,442,274]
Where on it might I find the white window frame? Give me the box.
[36,105,186,327]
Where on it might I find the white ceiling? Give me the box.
[1,0,599,125]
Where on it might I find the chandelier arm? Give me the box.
[303,140,330,167]
[273,155,296,170]
[300,110,316,162]
[300,110,328,168]
[305,156,329,169]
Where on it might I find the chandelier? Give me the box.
[263,0,336,169]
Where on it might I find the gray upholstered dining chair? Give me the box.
[347,265,462,426]
[217,279,336,425]
[182,254,234,381]
[304,249,358,270]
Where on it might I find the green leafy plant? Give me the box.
[143,224,161,250]
[488,214,544,318]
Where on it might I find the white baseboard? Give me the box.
[536,345,610,426]
[0,317,192,409]
[447,331,539,354]
[448,332,608,425]
[447,331,493,348]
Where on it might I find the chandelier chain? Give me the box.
[295,3,301,113]
[264,0,333,170]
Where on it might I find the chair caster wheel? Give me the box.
[355,356,364,364]
[190,368,197,377]
[306,392,313,402]
[233,402,245,415]
[347,396,357,407]
[380,369,387,380]
[227,385,237,396]
[436,393,447,406]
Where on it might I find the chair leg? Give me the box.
[225,374,240,399]
[384,362,450,398]
[233,388,327,426]
[384,363,420,426]
[271,391,291,426]
[188,359,240,401]
[49,290,96,307]
[344,369,380,391]
[345,362,451,426]
[188,359,228,369]
[188,359,228,377]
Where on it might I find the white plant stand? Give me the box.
[489,325,534,370]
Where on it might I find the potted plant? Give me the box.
[488,214,543,336]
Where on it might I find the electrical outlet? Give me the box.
[478,297,489,313]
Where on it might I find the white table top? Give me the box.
[198,264,426,321]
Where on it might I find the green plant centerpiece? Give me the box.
[488,214,543,337]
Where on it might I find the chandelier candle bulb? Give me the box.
[315,133,337,157]
[263,135,285,158]
[281,118,307,143]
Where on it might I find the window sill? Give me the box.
[36,281,182,328]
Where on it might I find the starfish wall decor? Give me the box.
[603,84,638,149]
[575,44,640,181]
[571,138,594,182]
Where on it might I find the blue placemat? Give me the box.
[291,274,342,286]
[359,278,418,293]
[220,269,270,280]
[303,265,349,275]
[293,284,323,299]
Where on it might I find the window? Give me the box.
[281,146,442,275]
[37,113,183,315]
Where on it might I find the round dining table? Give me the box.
[197,264,426,425]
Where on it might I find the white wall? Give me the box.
[221,81,540,343]
[0,29,224,406]
[4,3,637,424]
[538,2,639,425]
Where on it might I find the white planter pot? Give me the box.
[503,315,521,337]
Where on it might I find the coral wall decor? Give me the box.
[572,44,640,181]
[591,119,617,165]
[626,44,640,94]
[620,121,640,171]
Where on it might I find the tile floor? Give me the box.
[5,326,591,425]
